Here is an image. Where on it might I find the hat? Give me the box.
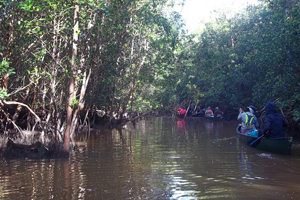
[248,105,257,112]
[215,107,219,109]
[247,105,257,114]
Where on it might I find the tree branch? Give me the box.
[3,100,41,122]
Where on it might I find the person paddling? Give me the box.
[237,105,259,134]
[214,107,224,118]
[259,102,287,138]
[176,106,186,115]
[205,106,214,117]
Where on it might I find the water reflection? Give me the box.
[176,119,186,130]
[214,121,223,137]
[0,117,300,199]
[205,121,214,134]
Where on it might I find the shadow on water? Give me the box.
[0,116,300,199]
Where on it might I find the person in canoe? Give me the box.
[195,106,201,113]
[259,102,287,138]
[214,107,224,118]
[176,106,186,115]
[237,105,259,134]
[205,106,214,117]
[188,101,195,115]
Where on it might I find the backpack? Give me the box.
[245,113,254,126]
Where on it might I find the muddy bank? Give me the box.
[0,136,67,159]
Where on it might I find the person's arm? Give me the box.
[237,108,243,120]
[254,117,259,129]
[263,115,272,137]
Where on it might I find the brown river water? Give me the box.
[0,116,300,200]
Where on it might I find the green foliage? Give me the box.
[163,0,300,130]
[0,89,9,100]
[3,0,299,132]
[0,60,15,76]
[71,97,79,109]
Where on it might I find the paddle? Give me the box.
[248,134,265,147]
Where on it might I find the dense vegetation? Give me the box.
[160,0,300,131]
[0,0,299,152]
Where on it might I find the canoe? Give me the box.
[192,112,205,117]
[236,125,293,155]
[205,116,223,121]
[176,113,185,119]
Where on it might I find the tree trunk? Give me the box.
[1,12,14,90]
[64,0,79,153]
[69,11,95,136]
[120,54,146,120]
[70,69,91,136]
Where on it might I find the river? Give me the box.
[0,116,300,200]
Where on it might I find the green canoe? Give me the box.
[236,126,293,155]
